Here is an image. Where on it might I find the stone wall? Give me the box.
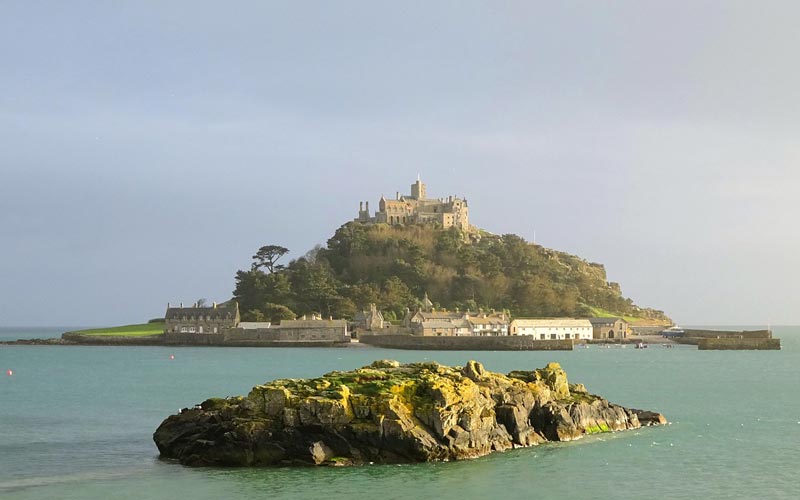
[683,329,771,339]
[163,326,349,346]
[698,338,781,350]
[630,325,666,335]
[359,334,573,351]
[62,333,166,345]
[163,332,226,345]
[229,326,348,343]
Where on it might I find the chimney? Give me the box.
[180,302,183,308]
[366,201,370,212]
[360,201,363,211]
[213,302,217,309]
[167,302,170,309]
[396,191,400,200]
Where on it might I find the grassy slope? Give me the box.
[67,323,164,337]
[583,306,670,325]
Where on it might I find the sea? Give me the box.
[1,326,798,500]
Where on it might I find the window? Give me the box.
[213,327,218,333]
[198,326,203,333]
[189,326,196,333]
[550,334,557,340]
[180,327,187,333]
[565,334,571,339]
[540,334,545,340]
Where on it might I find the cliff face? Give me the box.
[153,361,666,466]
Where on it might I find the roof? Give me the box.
[511,318,593,328]
[417,311,464,320]
[588,317,623,325]
[277,319,348,329]
[165,302,238,321]
[467,316,508,326]
[239,322,272,329]
[418,320,469,330]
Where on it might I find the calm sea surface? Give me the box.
[1,326,798,499]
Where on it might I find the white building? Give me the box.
[509,319,593,340]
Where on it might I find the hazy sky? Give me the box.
[2,1,798,326]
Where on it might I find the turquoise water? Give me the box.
[1,327,798,499]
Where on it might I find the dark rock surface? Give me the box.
[154,360,666,467]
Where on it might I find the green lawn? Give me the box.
[67,323,165,337]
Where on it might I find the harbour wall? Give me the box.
[61,333,166,345]
[163,327,349,346]
[61,328,350,347]
[698,338,781,350]
[359,334,573,351]
[683,329,771,339]
[674,329,774,346]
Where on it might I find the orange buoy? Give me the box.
[6,369,12,376]
[169,355,175,360]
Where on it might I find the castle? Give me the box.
[356,178,470,231]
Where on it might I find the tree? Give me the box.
[252,245,289,273]
[380,276,418,318]
[289,258,342,316]
[263,303,296,323]
[196,298,207,307]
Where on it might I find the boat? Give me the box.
[635,342,648,349]
[660,326,685,338]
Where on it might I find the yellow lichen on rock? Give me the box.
[154,360,667,467]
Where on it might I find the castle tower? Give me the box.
[410,177,426,200]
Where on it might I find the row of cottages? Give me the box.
[409,313,509,336]
[400,295,510,336]
[164,302,240,334]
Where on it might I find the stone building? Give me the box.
[588,317,628,339]
[509,319,593,341]
[401,293,509,336]
[267,316,349,342]
[164,302,240,334]
[411,319,472,337]
[356,177,470,231]
[353,303,385,331]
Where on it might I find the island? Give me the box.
[3,178,778,350]
[153,360,666,467]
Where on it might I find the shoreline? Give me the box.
[0,329,779,350]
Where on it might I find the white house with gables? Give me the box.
[509,318,593,340]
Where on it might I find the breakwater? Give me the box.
[61,332,166,345]
[683,329,771,339]
[358,334,574,350]
[698,338,781,350]
[671,329,780,350]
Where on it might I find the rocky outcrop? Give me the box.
[154,360,666,467]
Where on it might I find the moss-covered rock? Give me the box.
[154,360,666,467]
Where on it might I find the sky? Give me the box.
[2,1,799,326]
